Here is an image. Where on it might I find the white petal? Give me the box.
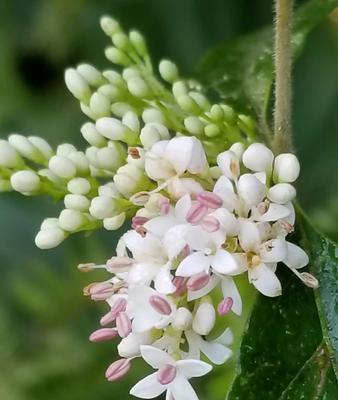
[176,251,209,277]
[211,208,238,236]
[257,203,291,222]
[164,137,201,175]
[215,327,234,346]
[199,340,232,365]
[249,263,282,297]
[221,276,242,315]
[176,359,212,377]
[168,177,203,200]
[185,225,214,251]
[211,249,241,275]
[169,373,199,400]
[237,173,266,206]
[188,274,220,301]
[154,266,176,294]
[140,345,174,369]
[128,262,157,286]
[175,194,192,221]
[213,176,237,211]
[238,219,261,252]
[145,216,178,237]
[130,373,166,399]
[184,330,201,360]
[163,224,189,260]
[217,150,239,179]
[186,137,208,175]
[259,238,288,263]
[284,242,309,269]
[283,201,295,225]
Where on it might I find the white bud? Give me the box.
[105,47,131,66]
[98,182,120,198]
[0,140,23,168]
[210,104,224,121]
[127,76,149,97]
[184,116,204,135]
[8,134,42,162]
[85,147,99,168]
[268,183,296,204]
[35,228,66,249]
[176,95,199,113]
[172,307,192,330]
[59,209,87,232]
[81,122,106,147]
[237,173,266,206]
[204,123,220,137]
[56,143,77,157]
[229,142,245,159]
[98,84,121,101]
[217,150,240,179]
[97,146,123,172]
[142,108,165,124]
[189,92,210,110]
[28,136,53,159]
[122,111,140,133]
[123,69,138,82]
[159,59,179,83]
[192,299,216,336]
[103,212,126,230]
[77,64,104,87]
[102,70,125,87]
[118,333,148,358]
[172,81,188,98]
[64,194,90,211]
[114,164,144,198]
[140,123,169,149]
[89,92,111,118]
[100,16,120,37]
[10,170,40,193]
[273,153,300,183]
[40,218,59,230]
[112,32,129,50]
[67,151,90,175]
[49,155,76,179]
[111,102,134,117]
[38,168,60,184]
[96,117,128,141]
[67,177,91,195]
[129,30,147,56]
[243,143,274,172]
[80,102,95,119]
[64,68,91,101]
[89,196,118,219]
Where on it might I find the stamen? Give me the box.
[157,364,177,385]
[217,297,234,315]
[187,272,210,291]
[105,358,131,382]
[89,328,118,342]
[201,215,220,232]
[149,295,172,315]
[116,311,132,338]
[197,191,223,209]
[186,202,208,224]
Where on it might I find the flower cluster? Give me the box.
[0,15,318,400]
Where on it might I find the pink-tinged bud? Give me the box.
[89,328,118,342]
[157,364,177,385]
[131,216,149,229]
[100,298,127,325]
[217,297,234,315]
[197,191,223,209]
[173,276,187,296]
[106,256,133,273]
[105,358,130,382]
[159,197,170,215]
[187,272,210,291]
[87,282,115,301]
[201,215,220,232]
[116,312,132,338]
[186,202,208,224]
[135,225,147,237]
[149,295,172,315]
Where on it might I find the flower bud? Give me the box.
[184,116,204,135]
[172,81,188,98]
[58,209,88,232]
[189,92,210,110]
[89,196,118,219]
[56,143,77,157]
[237,173,266,206]
[142,108,165,124]
[49,155,76,179]
[122,111,140,133]
[204,124,220,138]
[127,76,149,98]
[112,32,129,50]
[35,228,66,249]
[176,95,200,114]
[8,134,43,163]
[89,92,111,118]
[267,183,296,204]
[129,30,147,56]
[64,68,91,101]
[81,122,107,148]
[103,212,125,230]
[229,142,245,159]
[105,359,130,382]
[100,16,121,37]
[171,307,193,330]
[140,123,169,149]
[40,218,59,230]
[114,164,147,198]
[67,151,90,175]
[111,102,135,118]
[10,170,40,194]
[0,140,23,168]
[67,177,91,195]
[96,145,124,172]
[96,117,133,142]
[85,147,99,168]
[64,194,90,211]
[105,47,131,66]
[273,153,300,183]
[28,136,53,159]
[192,298,216,336]
[159,59,179,83]
[210,104,224,121]
[217,150,240,179]
[77,64,104,87]
[98,182,120,198]
[242,143,274,172]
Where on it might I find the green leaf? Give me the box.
[299,212,338,379]
[197,0,338,139]
[227,268,338,399]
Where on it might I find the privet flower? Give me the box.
[0,15,317,400]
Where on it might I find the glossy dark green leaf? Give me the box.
[197,0,338,138]
[227,268,338,400]
[299,213,338,379]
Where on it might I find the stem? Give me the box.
[273,0,294,153]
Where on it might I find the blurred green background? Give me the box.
[0,1,338,399]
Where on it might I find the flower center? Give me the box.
[247,252,261,268]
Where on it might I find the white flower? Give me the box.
[130,346,212,400]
